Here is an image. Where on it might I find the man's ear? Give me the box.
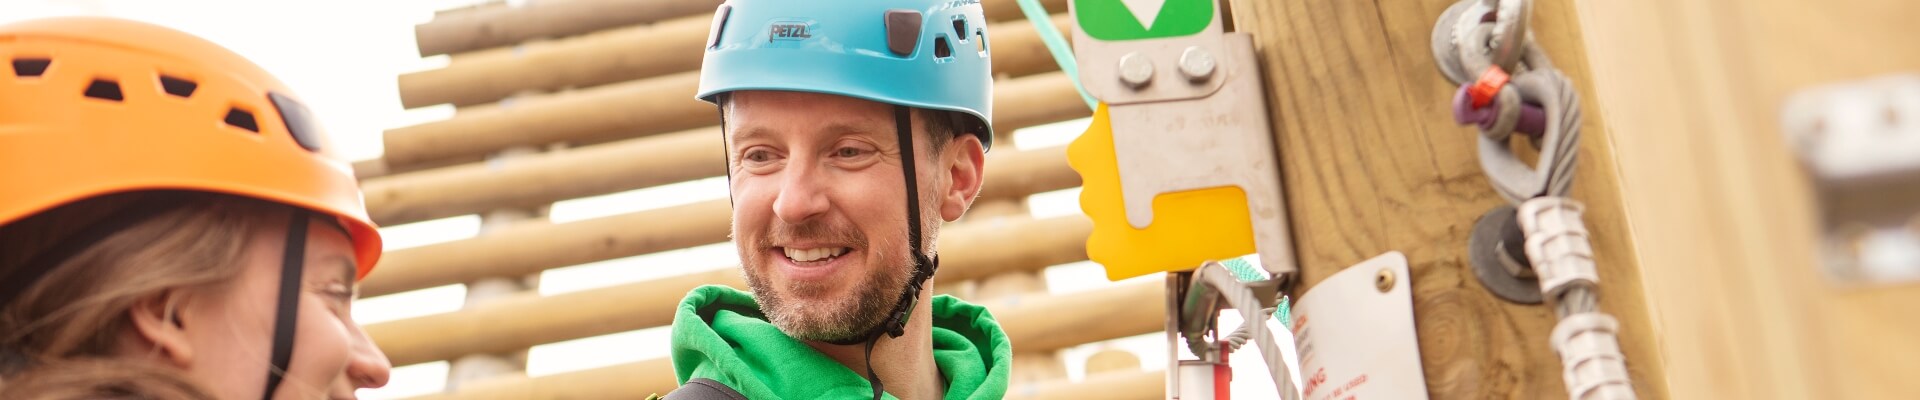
[940,134,987,222]
[127,291,193,368]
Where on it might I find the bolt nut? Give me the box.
[1118,52,1154,89]
[1178,46,1216,82]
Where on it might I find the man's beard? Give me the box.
[741,217,913,343]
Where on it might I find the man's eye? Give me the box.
[835,147,867,158]
[744,149,773,163]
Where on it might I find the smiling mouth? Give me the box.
[781,246,851,263]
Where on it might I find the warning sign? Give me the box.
[1289,252,1429,400]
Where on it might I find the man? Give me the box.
[665,0,1011,399]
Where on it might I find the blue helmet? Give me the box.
[695,0,995,150]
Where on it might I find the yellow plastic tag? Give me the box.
[1068,103,1259,281]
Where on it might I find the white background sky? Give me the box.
[0,1,1298,398]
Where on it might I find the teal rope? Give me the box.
[1015,0,1098,111]
[1222,258,1291,330]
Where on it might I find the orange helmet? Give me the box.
[0,17,382,279]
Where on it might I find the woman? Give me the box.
[0,17,391,399]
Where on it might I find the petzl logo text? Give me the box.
[769,22,811,41]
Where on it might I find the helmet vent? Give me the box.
[84,79,124,101]
[269,92,324,152]
[976,28,988,55]
[12,58,50,77]
[933,36,953,59]
[225,108,260,133]
[159,75,198,98]
[951,17,968,42]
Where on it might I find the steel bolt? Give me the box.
[1178,46,1216,82]
[1118,52,1154,89]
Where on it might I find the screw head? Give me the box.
[1179,46,1216,82]
[1375,268,1396,293]
[1118,52,1154,89]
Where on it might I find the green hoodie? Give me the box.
[670,285,1012,400]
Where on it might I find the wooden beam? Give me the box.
[414,0,712,57]
[1007,370,1164,400]
[381,71,706,168]
[366,216,1093,366]
[362,128,1078,227]
[1570,0,1920,398]
[982,0,1069,23]
[367,215,1091,365]
[360,199,727,298]
[401,14,1074,108]
[1233,0,1663,398]
[359,149,1079,299]
[397,281,1160,399]
[379,71,1086,173]
[363,127,715,226]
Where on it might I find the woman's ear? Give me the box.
[127,291,193,368]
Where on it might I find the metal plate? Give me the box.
[1469,204,1544,304]
[1069,0,1229,105]
[1103,34,1295,278]
[1782,74,1920,287]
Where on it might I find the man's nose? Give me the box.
[772,161,830,224]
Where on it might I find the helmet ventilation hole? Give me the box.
[159,75,198,98]
[976,28,988,55]
[933,36,953,59]
[225,108,260,133]
[951,17,968,42]
[12,58,50,77]
[84,79,124,101]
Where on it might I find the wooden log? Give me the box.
[403,357,679,400]
[414,0,713,57]
[380,71,1086,173]
[1007,370,1164,400]
[366,216,1094,366]
[360,199,729,298]
[991,72,1089,132]
[1238,0,1662,398]
[381,71,707,169]
[1571,0,1920,398]
[1083,349,1141,375]
[981,0,1068,23]
[401,14,1073,108]
[358,151,1080,298]
[412,0,1062,58]
[362,130,1076,227]
[362,127,719,226]
[397,282,1161,399]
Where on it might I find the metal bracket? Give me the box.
[1782,73,1920,286]
[1070,0,1231,105]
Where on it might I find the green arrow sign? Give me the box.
[1075,0,1213,41]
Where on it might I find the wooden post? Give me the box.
[447,146,546,388]
[1569,0,1920,398]
[1231,0,1664,398]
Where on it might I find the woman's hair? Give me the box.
[0,358,215,399]
[0,191,298,396]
